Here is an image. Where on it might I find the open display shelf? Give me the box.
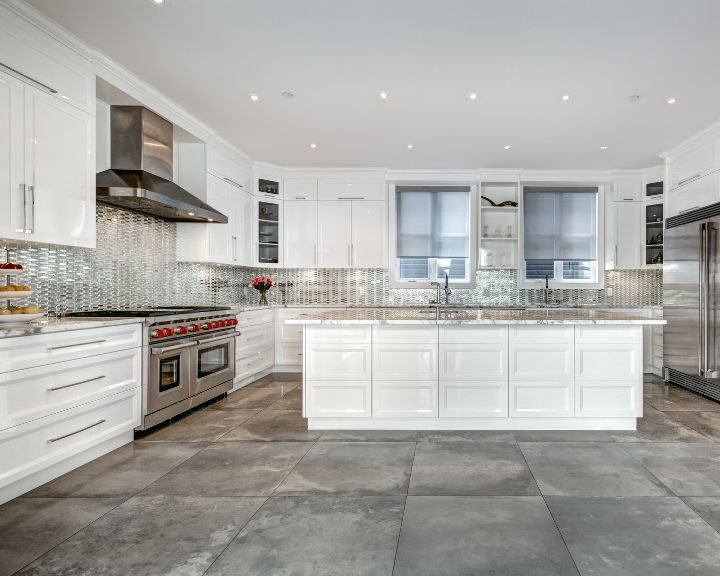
[644,200,664,266]
[479,182,520,270]
[0,249,42,323]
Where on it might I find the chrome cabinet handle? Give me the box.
[338,196,364,200]
[223,177,245,190]
[48,419,106,443]
[48,375,105,391]
[0,61,58,94]
[677,173,703,187]
[679,206,700,215]
[29,184,35,234]
[294,196,306,200]
[231,236,238,262]
[151,341,196,354]
[18,183,26,233]
[48,339,107,351]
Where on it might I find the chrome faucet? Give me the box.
[544,274,550,305]
[431,271,452,305]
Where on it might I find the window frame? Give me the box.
[388,183,478,289]
[518,183,605,289]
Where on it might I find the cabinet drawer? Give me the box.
[0,347,141,431]
[306,344,371,381]
[510,325,573,343]
[373,380,438,418]
[439,343,507,380]
[235,346,273,381]
[306,380,371,417]
[509,381,573,418]
[440,380,508,417]
[576,381,639,417]
[509,343,573,381]
[439,325,507,344]
[575,325,642,344]
[0,324,142,374]
[275,344,303,366]
[373,325,437,344]
[306,325,371,344]
[236,324,273,351]
[237,309,274,328]
[279,322,305,344]
[575,343,641,381]
[373,343,438,380]
[0,388,140,491]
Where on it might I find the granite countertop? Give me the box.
[285,307,666,325]
[0,317,143,338]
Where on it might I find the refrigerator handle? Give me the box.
[706,223,718,378]
[700,222,706,377]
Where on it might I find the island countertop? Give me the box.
[285,307,666,325]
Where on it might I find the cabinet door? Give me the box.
[667,170,720,218]
[317,201,351,267]
[669,141,720,190]
[205,175,233,263]
[613,178,642,202]
[284,178,317,201]
[318,178,385,201]
[615,202,641,268]
[24,86,95,248]
[233,187,254,265]
[0,69,24,240]
[284,201,318,267]
[351,200,386,267]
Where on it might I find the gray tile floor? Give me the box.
[3,374,720,575]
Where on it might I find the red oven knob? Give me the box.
[191,324,201,332]
[217,320,226,328]
[163,328,174,337]
[211,322,219,329]
[233,319,239,326]
[175,326,188,335]
[151,329,161,338]
[201,323,209,330]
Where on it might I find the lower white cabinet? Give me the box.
[307,381,371,417]
[440,380,507,417]
[373,380,438,418]
[233,309,273,387]
[274,308,334,371]
[307,344,371,381]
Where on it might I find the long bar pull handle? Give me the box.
[707,223,718,377]
[0,61,58,94]
[48,339,107,351]
[700,223,707,376]
[27,185,35,234]
[48,375,105,391]
[678,173,703,187]
[19,183,26,233]
[679,206,701,215]
[48,419,105,443]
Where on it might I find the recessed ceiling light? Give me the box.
[667,97,677,104]
[250,94,259,101]
[379,91,388,99]
[503,145,511,150]
[188,212,195,216]
[152,0,164,4]
[561,94,570,101]
[407,144,414,149]
[628,94,640,102]
[310,143,317,148]
[469,93,478,100]
[600,146,609,150]
[207,218,214,222]
[281,91,294,99]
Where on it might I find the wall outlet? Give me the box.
[606,287,613,297]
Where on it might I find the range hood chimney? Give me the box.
[96,106,228,223]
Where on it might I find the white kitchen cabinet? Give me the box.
[318,201,352,267]
[666,169,720,218]
[440,380,507,417]
[317,178,385,201]
[177,174,253,265]
[373,343,438,381]
[307,344,372,381]
[275,308,335,371]
[614,201,642,268]
[373,380,438,418]
[206,149,249,190]
[284,201,318,267]
[668,140,720,190]
[284,178,318,200]
[233,309,274,389]
[613,178,642,202]
[351,200,386,267]
[306,380,371,418]
[0,81,96,248]
[0,68,24,240]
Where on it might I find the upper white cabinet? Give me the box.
[351,201,386,268]
[0,4,95,115]
[317,178,385,201]
[613,178,642,202]
[318,201,352,267]
[667,170,720,218]
[206,149,249,191]
[614,201,642,269]
[666,137,720,218]
[177,174,253,265]
[284,178,318,201]
[667,140,720,190]
[284,200,318,267]
[317,200,386,268]
[0,71,95,248]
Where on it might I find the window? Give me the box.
[521,186,604,288]
[390,185,476,287]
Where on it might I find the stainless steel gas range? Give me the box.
[64,306,238,430]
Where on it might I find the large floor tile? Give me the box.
[25,442,205,498]
[17,495,265,576]
[519,442,668,496]
[0,497,122,576]
[547,496,720,576]
[646,391,720,412]
[138,409,260,441]
[206,496,404,576]
[266,387,303,410]
[219,409,322,441]
[210,386,295,410]
[276,442,415,495]
[143,441,313,496]
[683,497,720,532]
[409,441,538,496]
[245,373,301,388]
[418,430,516,443]
[669,411,720,442]
[393,496,579,576]
[611,406,709,443]
[514,430,613,442]
[622,443,720,496]
[319,430,422,442]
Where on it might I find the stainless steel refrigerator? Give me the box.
[664,206,720,402]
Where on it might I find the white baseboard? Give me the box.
[307,417,636,431]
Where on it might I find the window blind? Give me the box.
[396,186,470,258]
[523,187,598,261]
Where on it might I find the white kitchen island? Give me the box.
[286,308,666,431]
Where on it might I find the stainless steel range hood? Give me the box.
[96,106,228,223]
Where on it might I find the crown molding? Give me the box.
[660,117,720,161]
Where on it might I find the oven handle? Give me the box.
[151,341,197,355]
[195,333,236,346]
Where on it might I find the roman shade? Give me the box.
[396,186,471,258]
[523,187,598,261]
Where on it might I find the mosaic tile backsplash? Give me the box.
[1,205,662,314]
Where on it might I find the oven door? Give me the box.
[148,340,195,414]
[191,332,236,395]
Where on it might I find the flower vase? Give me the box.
[259,291,269,306]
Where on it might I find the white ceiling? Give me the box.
[25,0,720,170]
